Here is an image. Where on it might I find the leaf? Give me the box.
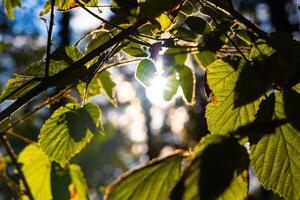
[163,48,187,67]
[21,60,68,77]
[234,62,271,107]
[156,12,174,31]
[40,0,99,15]
[105,152,184,200]
[250,85,300,200]
[139,0,183,19]
[98,71,117,105]
[249,40,275,60]
[178,65,195,104]
[235,29,256,45]
[0,76,40,102]
[18,145,52,200]
[206,58,261,135]
[171,135,249,200]
[135,59,157,87]
[185,16,211,35]
[4,0,21,19]
[194,50,217,68]
[77,71,117,105]
[163,71,179,101]
[39,103,102,167]
[123,42,147,57]
[69,164,89,200]
[171,27,198,42]
[86,31,111,53]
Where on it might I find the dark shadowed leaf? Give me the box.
[185,16,211,35]
[171,135,249,200]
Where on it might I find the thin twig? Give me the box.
[45,0,55,78]
[2,87,71,134]
[204,0,273,45]
[100,58,142,72]
[0,136,34,200]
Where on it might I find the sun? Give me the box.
[145,58,173,107]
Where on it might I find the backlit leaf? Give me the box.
[18,145,52,200]
[206,58,260,135]
[0,76,40,102]
[163,71,179,101]
[172,135,249,200]
[69,164,89,200]
[123,42,147,57]
[39,103,102,167]
[250,84,300,200]
[105,152,183,200]
[135,59,157,87]
[194,50,217,68]
[178,65,195,104]
[4,0,21,19]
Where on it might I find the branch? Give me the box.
[0,21,146,123]
[45,0,55,78]
[1,136,34,200]
[205,0,273,45]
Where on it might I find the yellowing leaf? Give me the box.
[105,152,184,200]
[69,164,89,200]
[18,145,52,200]
[39,103,102,167]
[4,0,21,19]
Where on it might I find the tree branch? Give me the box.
[0,21,146,123]
[45,0,55,78]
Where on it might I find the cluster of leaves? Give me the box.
[1,0,300,199]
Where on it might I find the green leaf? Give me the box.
[135,59,157,87]
[139,0,181,19]
[77,71,117,105]
[39,103,102,167]
[163,48,187,67]
[4,0,21,19]
[172,135,249,200]
[250,40,275,60]
[185,16,211,35]
[163,71,179,101]
[178,65,195,104]
[0,76,40,102]
[194,50,217,68]
[123,42,147,57]
[105,152,184,200]
[206,58,261,135]
[21,60,68,77]
[86,31,111,53]
[235,29,256,45]
[18,145,52,200]
[40,0,98,15]
[69,164,89,200]
[171,27,198,42]
[250,85,300,200]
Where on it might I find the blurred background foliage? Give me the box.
[0,0,299,199]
